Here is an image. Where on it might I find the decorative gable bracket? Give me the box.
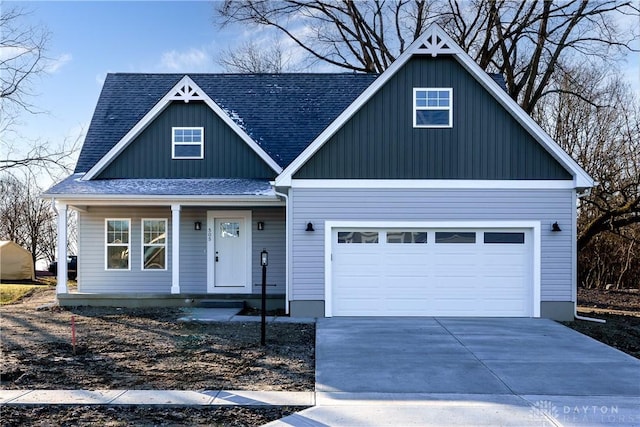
[169,76,205,103]
[414,27,459,57]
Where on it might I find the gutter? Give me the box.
[574,188,605,323]
[274,188,290,315]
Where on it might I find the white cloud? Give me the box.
[46,53,72,73]
[0,46,29,61]
[159,47,210,72]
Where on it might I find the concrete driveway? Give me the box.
[268,317,640,427]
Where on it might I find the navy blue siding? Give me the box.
[98,101,276,179]
[294,56,572,180]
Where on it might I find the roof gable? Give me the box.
[275,24,594,189]
[97,100,278,179]
[293,56,572,180]
[76,73,377,177]
[83,76,282,180]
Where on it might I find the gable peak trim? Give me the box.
[415,26,459,57]
[170,76,204,103]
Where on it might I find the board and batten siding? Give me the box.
[97,101,276,180]
[78,206,285,294]
[294,56,572,181]
[290,188,574,302]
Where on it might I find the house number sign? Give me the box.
[207,228,212,242]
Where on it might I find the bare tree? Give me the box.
[536,69,640,249]
[0,133,82,177]
[533,66,640,288]
[1,6,48,130]
[0,6,80,173]
[217,0,639,112]
[218,38,300,72]
[0,172,54,264]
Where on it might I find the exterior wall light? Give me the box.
[306,222,315,232]
[551,222,561,232]
[257,221,265,231]
[194,221,202,231]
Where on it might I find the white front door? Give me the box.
[207,211,252,293]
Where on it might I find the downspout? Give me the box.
[274,189,290,314]
[574,188,605,323]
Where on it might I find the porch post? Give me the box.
[171,204,181,294]
[55,201,68,294]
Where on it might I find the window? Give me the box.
[413,88,453,128]
[106,219,130,270]
[484,232,525,244]
[142,219,167,270]
[387,231,428,243]
[337,231,379,243]
[172,127,204,159]
[435,231,475,244]
[220,222,240,238]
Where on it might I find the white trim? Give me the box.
[275,24,594,189]
[171,205,180,294]
[172,127,204,160]
[141,218,168,271]
[413,88,453,128]
[291,179,577,190]
[532,223,542,317]
[84,75,282,180]
[414,26,461,56]
[55,202,68,294]
[324,220,541,318]
[206,210,252,294]
[50,196,284,207]
[274,189,291,314]
[571,190,578,303]
[105,218,131,271]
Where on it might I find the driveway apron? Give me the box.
[268,317,640,427]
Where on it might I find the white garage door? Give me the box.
[331,228,533,317]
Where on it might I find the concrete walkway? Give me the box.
[268,317,640,427]
[0,389,313,407]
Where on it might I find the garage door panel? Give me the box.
[332,228,533,317]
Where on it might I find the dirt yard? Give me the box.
[0,406,299,427]
[0,288,313,426]
[1,286,638,426]
[565,288,640,359]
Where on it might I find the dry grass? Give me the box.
[0,284,41,305]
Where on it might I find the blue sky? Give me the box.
[4,0,640,174]
[8,1,243,155]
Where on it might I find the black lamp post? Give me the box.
[260,249,268,346]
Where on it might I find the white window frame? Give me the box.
[105,218,131,271]
[413,88,453,128]
[141,218,168,271]
[172,127,204,159]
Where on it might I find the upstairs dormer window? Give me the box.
[172,127,204,159]
[413,88,453,128]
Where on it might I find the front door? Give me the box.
[207,211,252,293]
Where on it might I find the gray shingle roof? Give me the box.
[45,174,275,197]
[75,73,379,173]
